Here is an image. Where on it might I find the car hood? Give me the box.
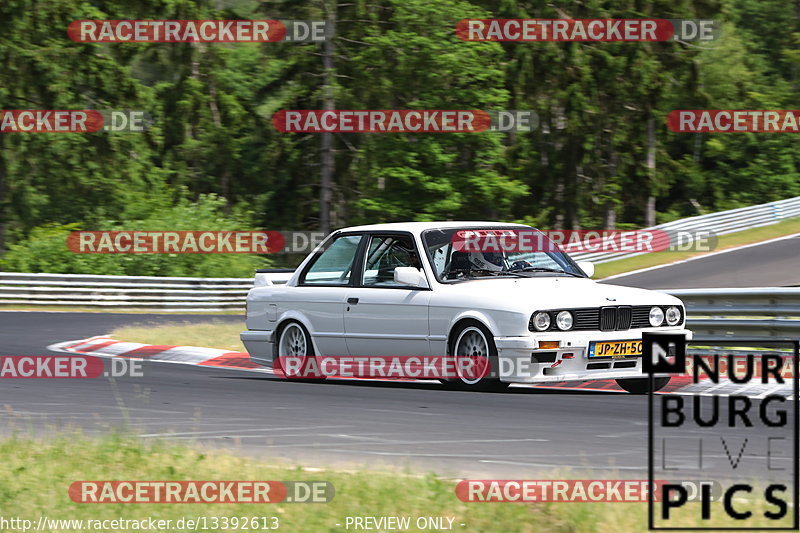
[435,276,681,312]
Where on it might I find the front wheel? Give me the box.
[615,376,670,394]
[450,322,509,392]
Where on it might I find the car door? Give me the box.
[343,233,432,356]
[294,233,364,356]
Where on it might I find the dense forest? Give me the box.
[1,0,798,275]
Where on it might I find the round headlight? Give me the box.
[556,310,573,331]
[532,312,551,331]
[649,306,665,327]
[666,306,681,326]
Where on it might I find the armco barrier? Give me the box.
[667,287,800,342]
[1,272,799,343]
[0,271,291,312]
[568,195,800,264]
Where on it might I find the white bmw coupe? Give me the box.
[241,222,691,392]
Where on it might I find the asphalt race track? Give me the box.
[0,309,793,481]
[603,234,800,289]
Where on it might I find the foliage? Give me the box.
[0,0,798,274]
[0,195,267,276]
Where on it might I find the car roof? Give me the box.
[334,221,532,234]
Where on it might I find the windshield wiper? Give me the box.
[510,267,584,277]
[449,268,528,278]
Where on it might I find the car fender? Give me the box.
[273,310,324,357]
[446,310,502,346]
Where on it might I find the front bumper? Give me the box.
[494,328,692,383]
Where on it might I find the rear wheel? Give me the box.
[275,321,323,380]
[615,376,670,394]
[450,322,509,392]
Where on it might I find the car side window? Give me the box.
[300,234,362,285]
[362,234,421,286]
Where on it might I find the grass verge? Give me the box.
[108,319,245,352]
[595,217,800,279]
[0,433,787,532]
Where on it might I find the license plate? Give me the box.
[588,340,643,358]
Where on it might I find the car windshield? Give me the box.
[422,227,587,281]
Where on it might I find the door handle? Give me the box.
[347,297,359,305]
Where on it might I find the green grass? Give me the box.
[0,433,789,532]
[595,217,800,279]
[108,320,245,352]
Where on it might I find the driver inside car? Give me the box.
[468,251,507,271]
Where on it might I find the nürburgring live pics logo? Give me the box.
[646,333,799,530]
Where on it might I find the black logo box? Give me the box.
[645,334,799,531]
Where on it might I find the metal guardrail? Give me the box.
[666,287,800,342]
[0,272,291,311]
[569,195,800,264]
[1,272,799,343]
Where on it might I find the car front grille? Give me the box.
[616,306,632,330]
[599,306,633,331]
[600,307,616,331]
[529,305,682,332]
[573,308,600,330]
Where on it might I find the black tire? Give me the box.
[449,321,510,392]
[615,376,670,394]
[275,321,324,381]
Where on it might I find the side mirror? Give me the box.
[394,267,429,288]
[577,261,595,278]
